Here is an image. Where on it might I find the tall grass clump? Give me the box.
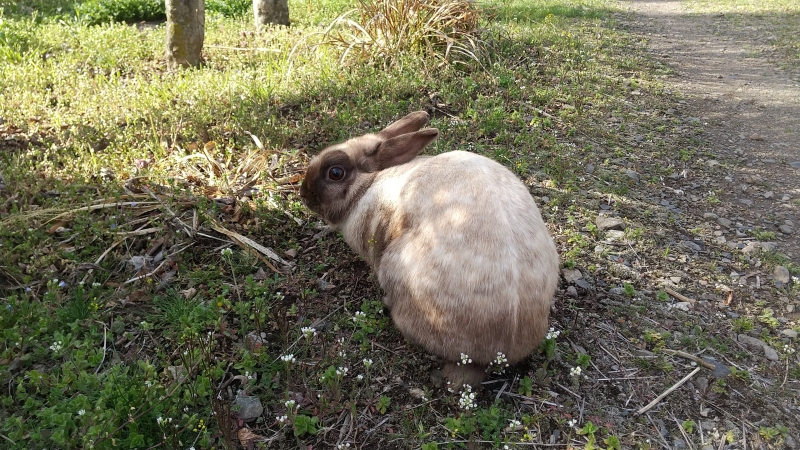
[321,0,486,67]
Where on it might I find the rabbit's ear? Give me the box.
[372,128,438,170]
[378,111,430,139]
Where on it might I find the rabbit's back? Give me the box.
[345,151,559,364]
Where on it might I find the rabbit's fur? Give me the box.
[300,111,559,385]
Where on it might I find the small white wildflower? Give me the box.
[509,419,522,429]
[352,311,366,321]
[301,326,317,338]
[157,416,166,425]
[77,409,86,416]
[336,366,349,377]
[221,248,233,257]
[92,282,101,288]
[49,341,63,353]
[144,381,153,387]
[277,415,287,423]
[274,292,285,301]
[338,337,345,344]
[363,358,373,368]
[546,327,560,340]
[280,354,297,363]
[570,366,582,377]
[784,345,796,354]
[189,447,196,450]
[284,399,296,409]
[58,280,66,288]
[245,371,254,380]
[356,374,364,381]
[337,444,351,449]
[458,385,477,410]
[338,350,347,357]
[457,353,472,366]
[567,419,577,428]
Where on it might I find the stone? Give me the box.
[245,332,268,352]
[625,169,639,183]
[717,217,733,227]
[671,302,692,311]
[634,349,655,357]
[606,229,626,240]
[781,329,798,339]
[789,161,800,169]
[737,335,780,361]
[763,191,774,198]
[566,286,578,297]
[742,241,762,254]
[234,393,264,421]
[774,266,791,284]
[585,163,595,174]
[575,279,592,290]
[562,268,583,283]
[670,276,682,284]
[779,224,794,234]
[703,212,719,220]
[596,216,626,231]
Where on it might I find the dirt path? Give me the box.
[622,0,800,264]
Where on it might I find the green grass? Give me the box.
[1,0,798,448]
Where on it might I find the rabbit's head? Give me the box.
[299,111,438,225]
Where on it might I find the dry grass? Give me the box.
[321,0,486,67]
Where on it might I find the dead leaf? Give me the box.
[237,428,264,447]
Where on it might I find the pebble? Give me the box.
[739,198,753,206]
[562,268,583,283]
[703,212,718,220]
[763,191,774,198]
[585,163,595,174]
[713,236,726,244]
[717,217,732,227]
[234,394,264,421]
[606,229,626,240]
[774,266,791,284]
[596,216,626,231]
[782,329,799,339]
[566,286,578,297]
[670,276,682,284]
[779,224,794,234]
[789,161,800,169]
[625,169,640,183]
[737,335,780,361]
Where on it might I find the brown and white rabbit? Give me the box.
[299,111,559,386]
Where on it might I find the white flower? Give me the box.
[458,384,476,410]
[92,282,101,288]
[280,354,296,363]
[546,327,560,340]
[337,444,351,449]
[336,366,349,377]
[567,419,577,428]
[49,341,63,353]
[509,419,521,428]
[352,311,366,322]
[356,374,364,381]
[145,381,153,387]
[157,416,166,425]
[77,409,86,416]
[284,399,296,409]
[301,326,317,338]
[363,358,373,368]
[457,353,472,366]
[784,345,796,354]
[221,248,233,257]
[570,366,582,377]
[277,415,287,423]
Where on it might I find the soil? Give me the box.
[622,0,800,262]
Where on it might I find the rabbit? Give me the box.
[299,111,559,386]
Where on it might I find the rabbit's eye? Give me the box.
[328,166,345,181]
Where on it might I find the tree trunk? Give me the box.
[254,0,289,30]
[165,0,205,68]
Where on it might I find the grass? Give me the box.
[1,0,799,448]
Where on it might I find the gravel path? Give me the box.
[623,0,800,263]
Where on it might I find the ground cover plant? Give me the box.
[1,0,799,449]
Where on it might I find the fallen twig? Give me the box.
[661,349,717,371]
[665,287,696,304]
[636,367,701,415]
